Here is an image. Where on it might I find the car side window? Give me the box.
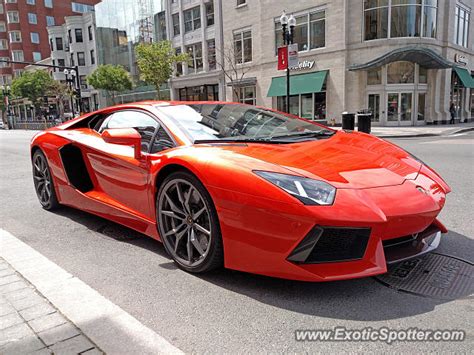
[99,110,158,152]
[150,126,175,154]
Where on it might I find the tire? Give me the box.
[32,149,60,210]
[157,171,223,273]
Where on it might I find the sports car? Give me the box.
[31,101,450,281]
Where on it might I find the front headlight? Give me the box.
[254,171,336,206]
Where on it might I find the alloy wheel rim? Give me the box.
[33,155,52,205]
[159,179,212,267]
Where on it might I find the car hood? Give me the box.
[207,131,422,189]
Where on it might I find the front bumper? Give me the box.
[209,168,448,282]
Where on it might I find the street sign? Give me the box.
[288,43,299,69]
[277,46,288,71]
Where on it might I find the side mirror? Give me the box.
[102,128,142,159]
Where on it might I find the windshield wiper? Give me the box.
[194,137,290,144]
[269,130,335,140]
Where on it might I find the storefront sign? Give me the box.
[287,43,299,69]
[290,60,315,71]
[455,54,468,66]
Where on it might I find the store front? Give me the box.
[350,47,455,126]
[267,70,328,121]
[178,84,219,101]
[451,67,474,122]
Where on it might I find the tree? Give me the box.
[217,44,251,102]
[11,70,54,114]
[46,80,71,118]
[135,41,189,99]
[87,64,132,104]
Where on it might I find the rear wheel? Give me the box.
[157,171,223,273]
[32,150,59,210]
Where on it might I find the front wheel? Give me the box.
[157,171,223,273]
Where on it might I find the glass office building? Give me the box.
[94,0,168,104]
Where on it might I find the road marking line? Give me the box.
[0,228,183,355]
[420,139,474,145]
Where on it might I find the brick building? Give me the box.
[0,0,99,86]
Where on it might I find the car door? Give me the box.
[86,109,159,220]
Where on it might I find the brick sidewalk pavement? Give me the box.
[0,257,103,355]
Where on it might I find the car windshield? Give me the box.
[155,103,334,143]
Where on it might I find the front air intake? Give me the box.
[287,226,371,264]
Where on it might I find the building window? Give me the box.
[33,52,42,62]
[7,11,19,24]
[206,2,214,26]
[9,31,22,43]
[207,39,216,70]
[0,57,10,68]
[237,0,246,6]
[90,49,95,65]
[419,66,428,84]
[156,11,167,41]
[0,39,8,50]
[44,0,53,9]
[5,0,17,3]
[27,0,35,4]
[387,61,415,84]
[454,4,470,47]
[31,32,40,44]
[367,67,382,85]
[71,2,94,13]
[275,10,325,52]
[28,13,37,24]
[237,86,256,105]
[186,43,203,73]
[184,6,201,33]
[13,69,23,78]
[57,58,65,67]
[364,0,438,40]
[277,92,326,120]
[179,85,219,101]
[12,50,24,62]
[46,16,55,26]
[74,28,83,43]
[88,25,93,41]
[172,13,180,36]
[0,22,6,32]
[70,53,74,66]
[68,29,72,44]
[77,52,85,66]
[50,37,53,50]
[55,37,63,50]
[233,29,252,64]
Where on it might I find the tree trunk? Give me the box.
[155,84,161,100]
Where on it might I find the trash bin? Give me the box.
[357,112,372,134]
[342,112,355,131]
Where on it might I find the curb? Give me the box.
[374,127,474,139]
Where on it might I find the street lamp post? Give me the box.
[280,11,296,114]
[1,85,12,127]
[64,69,77,116]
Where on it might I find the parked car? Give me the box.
[30,101,450,281]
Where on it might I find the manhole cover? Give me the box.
[96,223,143,241]
[375,253,473,300]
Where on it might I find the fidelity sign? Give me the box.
[290,60,315,71]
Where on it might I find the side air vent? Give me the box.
[59,144,93,193]
[288,226,371,264]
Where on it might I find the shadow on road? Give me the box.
[52,206,473,322]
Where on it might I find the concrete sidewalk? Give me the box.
[0,229,183,355]
[334,122,474,138]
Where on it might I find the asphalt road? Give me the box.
[0,129,473,353]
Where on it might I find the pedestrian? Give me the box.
[449,102,456,124]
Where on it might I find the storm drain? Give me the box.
[96,223,144,241]
[375,253,473,300]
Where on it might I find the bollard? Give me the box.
[342,112,355,130]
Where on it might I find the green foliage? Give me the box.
[87,64,132,103]
[11,70,54,108]
[135,41,189,99]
